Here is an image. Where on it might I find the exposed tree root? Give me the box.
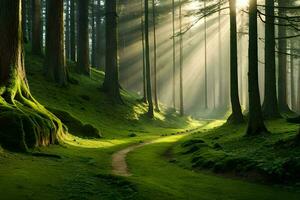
[0,74,66,152]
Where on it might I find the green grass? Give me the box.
[127,127,300,200]
[0,49,200,199]
[173,119,300,184]
[1,49,300,199]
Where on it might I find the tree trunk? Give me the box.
[22,0,28,43]
[179,0,184,116]
[246,0,268,135]
[31,0,42,55]
[262,0,281,119]
[277,0,291,113]
[227,0,244,124]
[95,0,104,69]
[70,0,76,61]
[91,0,96,67]
[77,0,90,75]
[141,0,147,103]
[65,0,71,60]
[204,0,208,109]
[290,42,296,110]
[0,0,65,152]
[44,0,68,85]
[172,0,176,110]
[144,0,154,117]
[103,0,122,103]
[152,0,160,112]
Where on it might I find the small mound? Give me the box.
[48,108,102,138]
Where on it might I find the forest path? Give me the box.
[111,122,210,176]
[111,141,153,176]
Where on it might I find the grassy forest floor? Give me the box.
[0,51,300,199]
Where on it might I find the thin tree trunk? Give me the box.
[144,0,154,117]
[65,0,71,60]
[44,0,68,85]
[152,0,160,112]
[103,0,122,103]
[172,0,176,110]
[227,0,244,124]
[77,0,90,75]
[290,42,295,110]
[32,0,42,55]
[70,0,76,61]
[218,0,223,109]
[91,0,96,67]
[204,0,208,109]
[141,0,147,102]
[179,0,184,116]
[95,0,103,69]
[246,0,268,135]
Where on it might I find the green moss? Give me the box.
[174,119,300,183]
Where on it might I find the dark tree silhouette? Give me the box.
[246,0,268,135]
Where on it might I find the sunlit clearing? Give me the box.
[237,0,248,9]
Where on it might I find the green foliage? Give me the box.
[174,119,300,183]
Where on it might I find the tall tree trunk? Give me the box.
[172,0,176,110]
[290,42,295,110]
[44,0,68,85]
[22,0,28,43]
[77,0,90,75]
[246,0,268,135]
[0,0,64,152]
[103,0,122,103]
[144,0,154,117]
[31,0,42,55]
[70,0,76,61]
[277,0,291,113]
[141,0,147,103]
[179,0,184,116]
[262,0,280,118]
[204,0,208,109]
[27,0,32,42]
[227,0,244,124]
[152,0,160,112]
[95,0,104,69]
[218,0,223,109]
[91,0,96,67]
[65,0,71,60]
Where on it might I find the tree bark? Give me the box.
[77,0,90,75]
[172,0,176,110]
[141,0,147,103]
[152,0,160,112]
[65,0,71,60]
[262,0,281,119]
[103,0,122,103]
[31,0,42,55]
[70,0,76,61]
[179,0,184,116]
[144,0,154,117]
[0,0,65,152]
[227,0,244,124]
[246,0,268,135]
[278,0,291,113]
[44,0,68,85]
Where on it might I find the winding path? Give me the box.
[111,141,152,176]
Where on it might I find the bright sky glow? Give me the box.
[236,0,248,9]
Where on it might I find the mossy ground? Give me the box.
[0,49,200,199]
[172,119,300,184]
[1,48,300,199]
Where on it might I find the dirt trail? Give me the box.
[111,141,152,176]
